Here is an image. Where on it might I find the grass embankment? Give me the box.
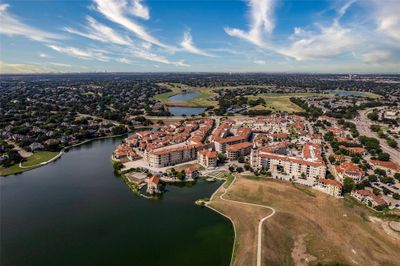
[0,151,60,176]
[210,176,400,266]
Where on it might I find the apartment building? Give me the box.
[146,144,208,168]
[314,178,343,197]
[214,127,252,153]
[351,189,387,208]
[250,143,326,186]
[335,162,365,183]
[226,142,253,160]
[198,150,217,168]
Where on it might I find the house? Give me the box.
[339,146,368,156]
[113,145,141,161]
[370,160,400,174]
[314,178,343,197]
[184,167,199,181]
[147,176,161,194]
[351,190,387,208]
[29,142,44,152]
[198,150,217,168]
[335,162,365,183]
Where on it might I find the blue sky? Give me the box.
[0,0,399,73]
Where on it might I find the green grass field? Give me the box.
[153,83,382,113]
[0,151,60,176]
[247,93,326,113]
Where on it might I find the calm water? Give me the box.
[168,92,206,116]
[0,137,233,266]
[169,106,207,116]
[168,92,198,101]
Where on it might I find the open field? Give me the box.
[154,83,384,113]
[0,151,59,176]
[247,93,327,113]
[210,175,400,266]
[208,178,274,266]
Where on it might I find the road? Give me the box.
[354,108,400,163]
[207,175,276,266]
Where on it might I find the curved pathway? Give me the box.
[19,151,64,169]
[207,175,276,266]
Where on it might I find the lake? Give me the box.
[0,137,233,266]
[328,90,364,97]
[168,92,198,102]
[167,92,206,116]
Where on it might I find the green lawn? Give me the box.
[247,93,326,113]
[0,151,60,176]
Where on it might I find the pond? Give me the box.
[0,137,233,266]
[169,106,207,116]
[167,92,206,116]
[168,92,199,102]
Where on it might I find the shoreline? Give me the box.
[2,133,127,177]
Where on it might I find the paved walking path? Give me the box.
[207,175,276,266]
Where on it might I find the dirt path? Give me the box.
[7,141,32,158]
[207,175,275,266]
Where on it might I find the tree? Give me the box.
[244,164,251,171]
[393,193,400,200]
[328,155,336,164]
[387,138,398,148]
[343,177,355,193]
[377,153,390,161]
[368,175,378,182]
[238,155,245,163]
[112,161,123,171]
[394,173,400,181]
[228,166,235,173]
[374,168,386,177]
[217,153,227,163]
[236,167,244,173]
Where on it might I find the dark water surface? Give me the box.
[168,92,198,102]
[1,137,233,266]
[168,92,206,116]
[168,106,207,116]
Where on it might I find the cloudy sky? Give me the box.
[0,0,399,73]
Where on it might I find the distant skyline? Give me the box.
[0,0,399,74]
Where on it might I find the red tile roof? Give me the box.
[227,142,253,152]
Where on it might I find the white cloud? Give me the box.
[39,53,51,58]
[47,45,110,61]
[127,48,189,66]
[0,3,62,42]
[254,60,266,65]
[131,0,149,20]
[374,0,400,42]
[64,16,133,46]
[49,62,72,67]
[0,61,55,74]
[93,0,172,49]
[180,30,213,57]
[280,22,359,61]
[116,57,133,64]
[362,50,400,65]
[225,0,276,47]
